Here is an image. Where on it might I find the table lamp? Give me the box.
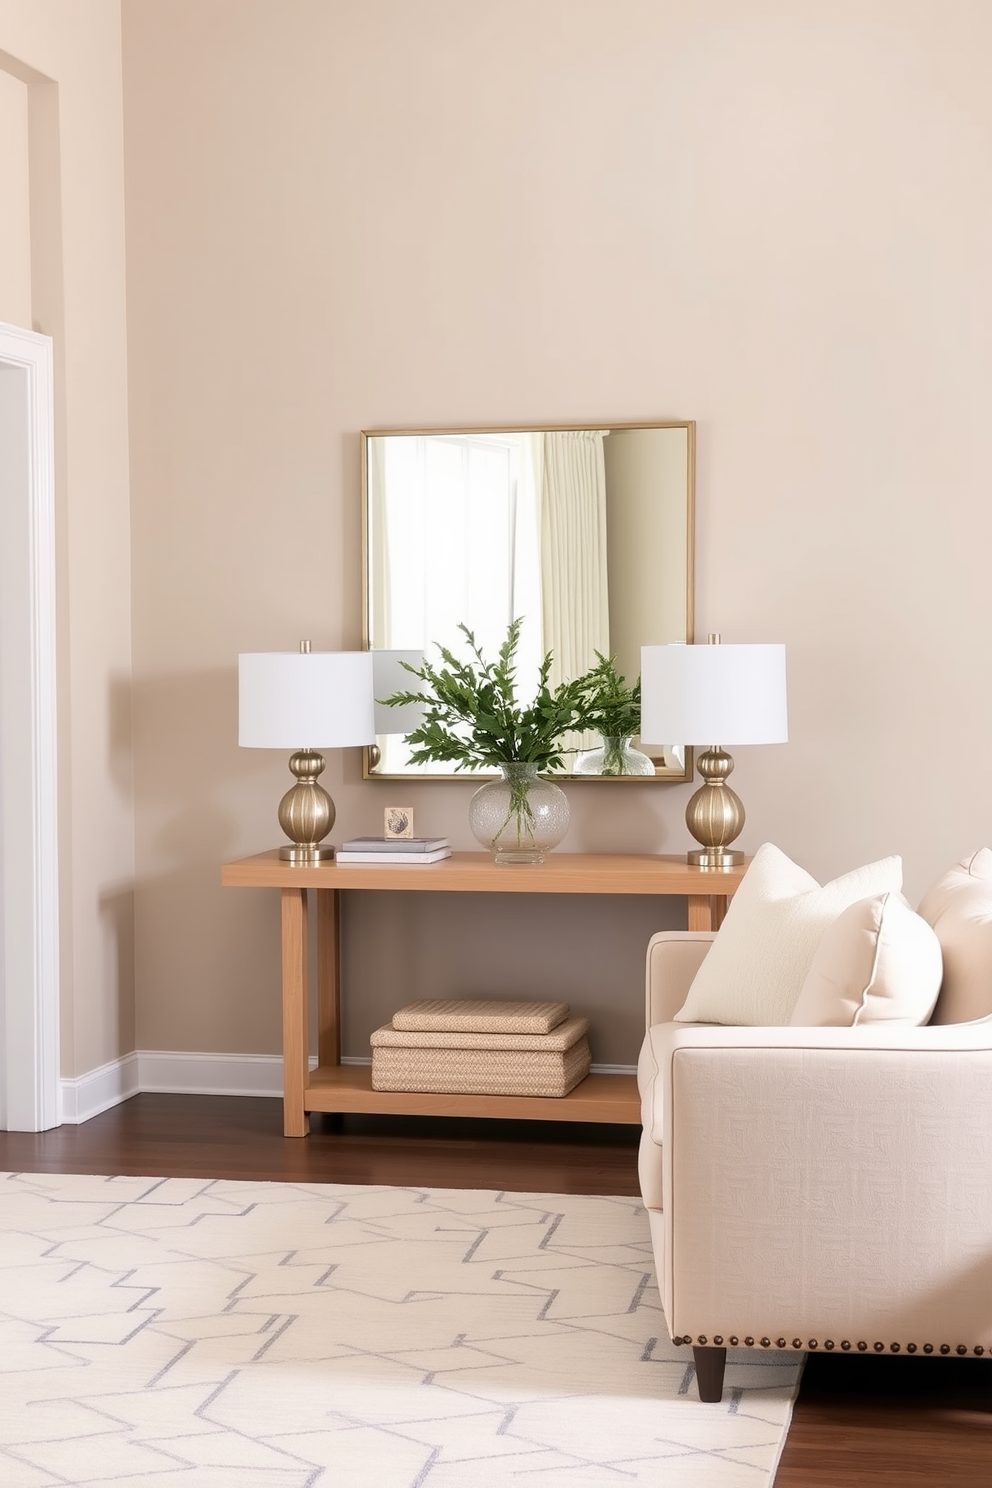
[239,642,375,863]
[640,634,788,868]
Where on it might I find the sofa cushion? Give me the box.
[674,843,903,1026]
[789,891,942,1027]
[918,849,992,1024]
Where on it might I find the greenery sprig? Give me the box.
[576,651,641,738]
[382,619,590,772]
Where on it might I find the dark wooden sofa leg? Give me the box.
[692,1345,727,1402]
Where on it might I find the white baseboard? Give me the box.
[60,1052,637,1123]
[60,1052,141,1124]
[136,1050,313,1099]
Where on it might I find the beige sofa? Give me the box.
[637,929,992,1402]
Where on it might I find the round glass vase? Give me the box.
[573,735,656,777]
[468,762,570,864]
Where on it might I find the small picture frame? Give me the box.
[384,806,415,840]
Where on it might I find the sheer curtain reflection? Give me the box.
[370,433,543,773]
[528,430,610,755]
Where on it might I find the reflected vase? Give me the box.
[573,735,656,777]
[468,762,570,864]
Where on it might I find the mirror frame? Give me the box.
[361,420,695,783]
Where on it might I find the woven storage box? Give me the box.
[370,1009,591,1097]
[391,998,570,1036]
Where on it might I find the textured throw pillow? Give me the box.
[917,848,992,1024]
[674,842,903,1026]
[788,891,942,1027]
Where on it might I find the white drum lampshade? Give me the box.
[640,638,788,867]
[239,645,375,862]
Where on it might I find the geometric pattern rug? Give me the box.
[0,1173,802,1486]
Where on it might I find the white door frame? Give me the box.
[0,320,59,1130]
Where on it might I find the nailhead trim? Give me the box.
[682,1334,988,1356]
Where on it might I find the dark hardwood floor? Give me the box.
[2,1095,989,1484]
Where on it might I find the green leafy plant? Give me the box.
[381,618,589,772]
[576,652,641,739]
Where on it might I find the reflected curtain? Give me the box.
[533,430,610,755]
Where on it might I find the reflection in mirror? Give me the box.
[362,422,694,780]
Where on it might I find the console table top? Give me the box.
[221,849,750,896]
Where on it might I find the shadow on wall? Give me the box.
[341,889,685,1067]
[567,779,684,856]
[131,858,283,1053]
[98,882,136,1056]
[118,665,256,864]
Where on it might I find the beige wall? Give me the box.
[116,0,992,1070]
[0,66,31,327]
[0,2,134,1078]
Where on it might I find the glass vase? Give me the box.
[573,735,656,777]
[468,762,570,864]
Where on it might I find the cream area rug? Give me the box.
[0,1173,802,1487]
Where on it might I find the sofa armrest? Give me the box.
[644,1020,992,1351]
[645,931,715,1028]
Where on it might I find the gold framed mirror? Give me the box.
[362,421,694,781]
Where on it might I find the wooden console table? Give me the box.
[221,850,747,1136]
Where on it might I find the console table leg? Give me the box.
[317,888,340,1068]
[280,886,310,1137]
[688,894,729,932]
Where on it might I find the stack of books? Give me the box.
[335,836,451,865]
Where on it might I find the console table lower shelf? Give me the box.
[306,1063,639,1123]
[221,849,747,1137]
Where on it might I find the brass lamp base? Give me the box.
[687,847,745,869]
[278,843,337,864]
[276,748,337,864]
[685,746,746,869]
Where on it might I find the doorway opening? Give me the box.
[0,320,59,1130]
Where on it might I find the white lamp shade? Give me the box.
[239,650,375,748]
[640,643,788,746]
[372,650,426,734]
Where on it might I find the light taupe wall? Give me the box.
[0,67,31,327]
[0,1,135,1078]
[122,0,992,1068]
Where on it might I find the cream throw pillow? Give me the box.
[674,842,903,1026]
[917,848,992,1024]
[788,892,941,1027]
